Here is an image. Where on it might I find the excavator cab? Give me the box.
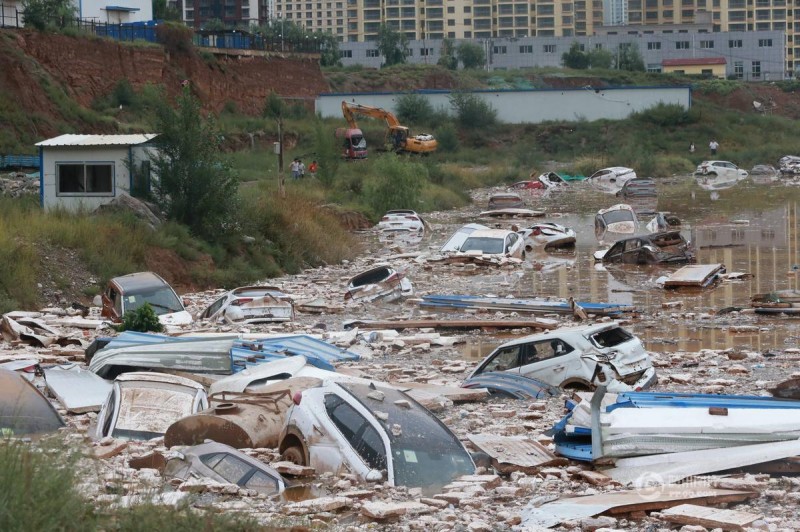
[389,126,410,151]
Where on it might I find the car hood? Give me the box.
[158,310,194,326]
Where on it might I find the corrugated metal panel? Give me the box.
[467,433,562,469]
[36,134,158,147]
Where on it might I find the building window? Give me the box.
[366,49,380,57]
[447,5,454,12]
[752,61,761,78]
[759,38,773,47]
[56,162,114,196]
[647,41,661,50]
[699,40,713,48]
[493,45,507,54]
[447,18,455,25]
[519,44,533,53]
[729,39,742,48]
[339,50,353,57]
[544,44,556,53]
[646,63,661,72]
[734,61,743,78]
[676,40,689,49]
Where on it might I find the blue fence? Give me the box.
[0,155,38,168]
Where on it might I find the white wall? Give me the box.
[41,146,132,211]
[318,87,691,124]
[75,0,153,23]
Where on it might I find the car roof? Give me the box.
[115,371,205,390]
[111,271,171,292]
[467,229,514,238]
[493,321,621,348]
[385,210,417,215]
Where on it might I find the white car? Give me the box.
[345,265,413,303]
[199,286,294,324]
[595,204,638,236]
[467,322,657,392]
[440,223,488,253]
[95,372,208,440]
[457,228,526,259]
[278,380,476,491]
[519,222,576,250]
[694,160,749,181]
[377,210,425,232]
[587,167,637,194]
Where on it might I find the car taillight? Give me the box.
[292,392,303,405]
[405,216,419,221]
[532,227,542,236]
[231,298,254,306]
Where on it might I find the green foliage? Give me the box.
[448,92,497,129]
[632,103,696,127]
[614,44,645,72]
[318,33,342,67]
[457,42,486,69]
[21,0,76,31]
[155,21,194,55]
[395,93,435,125]
[694,79,740,96]
[376,24,409,67]
[111,503,262,531]
[263,90,285,122]
[562,42,589,69]
[117,303,164,333]
[588,48,614,69]
[438,38,458,70]
[202,18,225,31]
[151,88,239,239]
[312,121,340,186]
[152,0,180,20]
[435,123,459,152]
[364,156,427,215]
[110,80,136,108]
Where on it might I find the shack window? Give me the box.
[56,162,114,196]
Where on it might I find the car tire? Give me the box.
[281,445,307,466]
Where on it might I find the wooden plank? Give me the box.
[344,318,557,331]
[467,433,566,473]
[661,504,762,531]
[664,264,725,287]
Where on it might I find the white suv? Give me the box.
[694,160,748,180]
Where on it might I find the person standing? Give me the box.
[308,160,318,176]
[689,142,696,154]
[298,159,306,178]
[290,158,300,180]
[709,139,719,156]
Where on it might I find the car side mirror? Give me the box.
[93,295,102,307]
[365,469,384,482]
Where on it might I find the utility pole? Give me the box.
[277,117,285,198]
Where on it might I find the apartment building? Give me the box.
[177,0,272,27]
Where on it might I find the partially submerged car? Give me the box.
[457,229,525,259]
[595,204,638,236]
[95,372,208,440]
[519,222,576,250]
[199,286,294,324]
[99,271,192,327]
[536,171,570,189]
[345,265,413,303]
[594,231,693,264]
[377,210,425,232]
[694,160,749,181]
[467,322,656,392]
[440,223,489,254]
[587,167,637,194]
[487,193,524,209]
[616,178,656,199]
[278,380,475,492]
[0,368,65,437]
[164,442,285,495]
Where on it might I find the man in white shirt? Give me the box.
[709,139,719,156]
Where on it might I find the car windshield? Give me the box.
[601,210,635,224]
[351,135,366,149]
[590,326,634,348]
[113,384,196,438]
[490,196,521,206]
[460,237,504,254]
[123,287,183,315]
[342,383,475,493]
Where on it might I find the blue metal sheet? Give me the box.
[421,294,634,315]
[461,371,558,400]
[609,391,800,412]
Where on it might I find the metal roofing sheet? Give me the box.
[36,134,158,147]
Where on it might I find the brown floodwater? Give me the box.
[400,176,800,354]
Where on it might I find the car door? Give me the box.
[516,338,585,387]
[320,393,388,478]
[475,344,525,375]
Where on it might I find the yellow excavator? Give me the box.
[340,101,437,158]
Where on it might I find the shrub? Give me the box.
[364,155,427,215]
[448,92,497,129]
[110,80,136,108]
[155,21,194,55]
[456,42,486,69]
[435,123,459,152]
[632,103,695,127]
[117,303,164,333]
[395,93,435,125]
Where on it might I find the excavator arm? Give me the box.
[341,101,401,128]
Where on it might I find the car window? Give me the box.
[460,237,504,254]
[532,339,574,360]
[101,388,116,437]
[324,394,386,471]
[483,346,521,372]
[199,453,225,469]
[624,239,642,252]
[123,287,183,316]
[211,454,252,484]
[590,327,634,348]
[244,470,279,491]
[204,296,227,318]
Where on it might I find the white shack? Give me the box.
[36,134,158,211]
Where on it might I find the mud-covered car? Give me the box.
[594,231,693,264]
[377,210,425,232]
[278,381,475,492]
[457,229,525,259]
[99,271,192,327]
[487,193,524,209]
[595,204,638,236]
[199,286,294,324]
[467,322,656,392]
[164,442,285,494]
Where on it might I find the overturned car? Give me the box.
[467,322,656,392]
[594,231,693,264]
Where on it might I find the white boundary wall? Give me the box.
[317,86,691,124]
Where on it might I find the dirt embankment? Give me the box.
[0,29,329,140]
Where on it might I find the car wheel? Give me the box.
[281,445,307,466]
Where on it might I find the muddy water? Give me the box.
[388,176,800,354]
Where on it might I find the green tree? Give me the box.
[376,24,409,67]
[395,93,434,125]
[312,121,340,187]
[318,32,341,67]
[150,87,239,239]
[448,92,497,129]
[365,156,426,215]
[437,38,458,70]
[435,123,459,152]
[456,42,485,69]
[152,0,180,20]
[588,48,614,69]
[615,43,645,71]
[202,18,226,31]
[21,0,75,31]
[561,41,589,69]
